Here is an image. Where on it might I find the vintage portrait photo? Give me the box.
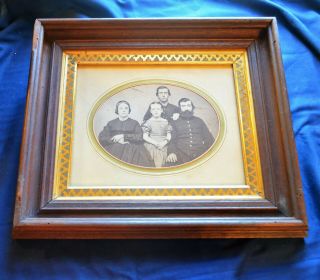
[91,81,222,170]
[71,65,245,186]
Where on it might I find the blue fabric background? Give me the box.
[0,0,319,279]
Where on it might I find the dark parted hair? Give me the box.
[156,86,171,96]
[115,100,131,114]
[178,98,195,110]
[143,101,164,122]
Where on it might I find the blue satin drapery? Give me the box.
[0,1,319,279]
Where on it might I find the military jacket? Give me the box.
[168,116,214,163]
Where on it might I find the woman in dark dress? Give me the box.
[98,100,154,167]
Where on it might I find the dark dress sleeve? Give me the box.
[123,121,143,143]
[98,123,113,147]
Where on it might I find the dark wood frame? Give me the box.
[13,18,307,239]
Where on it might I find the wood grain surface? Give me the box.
[13,18,307,239]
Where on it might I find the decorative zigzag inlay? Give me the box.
[54,52,263,198]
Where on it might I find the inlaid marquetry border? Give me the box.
[53,50,264,199]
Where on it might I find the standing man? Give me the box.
[143,86,180,122]
[166,98,215,165]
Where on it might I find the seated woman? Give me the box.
[142,102,172,168]
[98,100,154,167]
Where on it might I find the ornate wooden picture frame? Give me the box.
[13,18,307,238]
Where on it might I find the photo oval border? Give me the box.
[87,79,226,175]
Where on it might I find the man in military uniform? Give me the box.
[166,98,214,165]
[143,86,180,122]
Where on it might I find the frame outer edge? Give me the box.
[270,18,307,225]
[12,216,307,239]
[13,20,44,229]
[12,18,308,239]
[37,17,274,28]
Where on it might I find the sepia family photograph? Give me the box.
[93,82,221,169]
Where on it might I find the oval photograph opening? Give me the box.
[88,79,225,173]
